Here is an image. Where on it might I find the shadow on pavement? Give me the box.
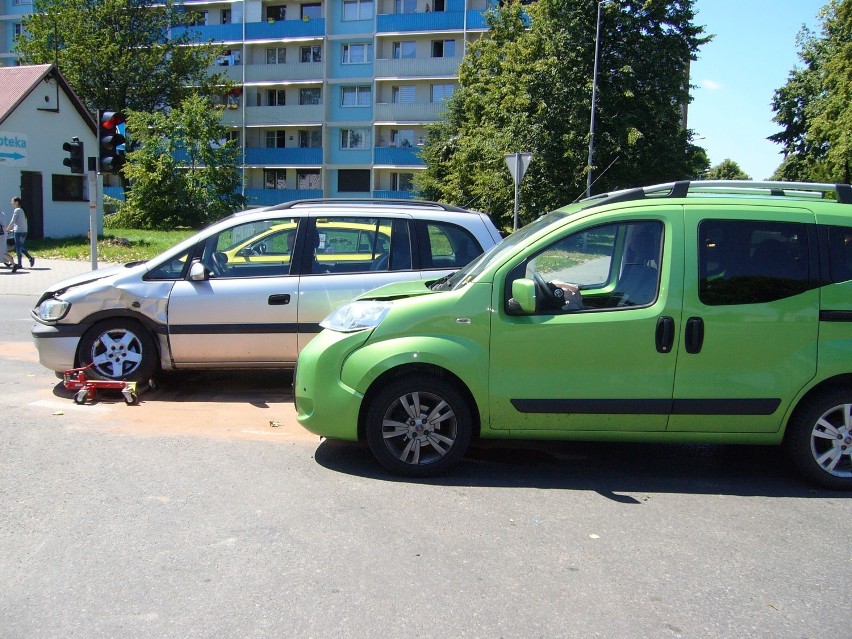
[314,438,850,499]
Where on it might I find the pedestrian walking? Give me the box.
[6,197,34,269]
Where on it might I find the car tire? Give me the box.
[78,319,158,383]
[785,389,852,490]
[365,374,472,478]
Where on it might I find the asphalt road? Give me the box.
[1,293,849,638]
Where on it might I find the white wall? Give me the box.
[0,75,98,238]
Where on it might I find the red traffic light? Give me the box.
[98,109,126,174]
[100,111,126,130]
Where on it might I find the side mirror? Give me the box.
[510,278,537,314]
[189,261,209,281]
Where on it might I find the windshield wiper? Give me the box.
[428,272,456,291]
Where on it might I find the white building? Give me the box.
[0,64,98,238]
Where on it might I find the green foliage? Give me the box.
[416,0,710,230]
[705,159,751,180]
[770,0,852,183]
[28,228,196,262]
[15,0,227,116]
[116,95,246,230]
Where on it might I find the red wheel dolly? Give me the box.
[63,364,139,405]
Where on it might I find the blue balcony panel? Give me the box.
[374,190,415,200]
[244,147,323,166]
[374,147,424,166]
[246,188,323,207]
[103,186,125,201]
[376,12,464,33]
[245,19,325,40]
[171,23,243,43]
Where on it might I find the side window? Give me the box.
[510,221,663,313]
[310,217,395,274]
[828,226,852,283]
[420,222,482,270]
[699,220,808,305]
[201,218,298,278]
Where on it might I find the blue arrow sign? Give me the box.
[0,151,25,160]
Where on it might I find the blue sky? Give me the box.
[688,0,827,180]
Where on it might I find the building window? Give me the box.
[221,8,231,23]
[266,48,286,64]
[301,45,322,63]
[433,0,445,10]
[342,43,372,64]
[298,169,321,190]
[341,128,371,149]
[392,41,416,59]
[341,85,372,107]
[225,130,241,146]
[338,169,370,192]
[299,130,322,148]
[392,173,414,191]
[264,169,287,190]
[188,11,207,25]
[299,88,322,105]
[301,3,322,20]
[14,23,24,38]
[431,39,455,58]
[267,90,286,106]
[343,0,373,21]
[266,131,287,148]
[395,0,416,13]
[52,175,87,202]
[431,84,455,103]
[391,129,415,147]
[392,85,416,104]
[267,5,286,21]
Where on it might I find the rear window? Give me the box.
[828,226,852,283]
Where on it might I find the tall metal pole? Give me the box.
[585,0,604,199]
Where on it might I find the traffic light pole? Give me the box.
[87,156,99,270]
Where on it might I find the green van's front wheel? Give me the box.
[365,375,472,478]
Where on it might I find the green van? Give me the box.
[295,181,852,489]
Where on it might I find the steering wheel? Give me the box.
[532,271,565,310]
[211,251,229,277]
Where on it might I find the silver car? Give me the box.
[32,200,502,381]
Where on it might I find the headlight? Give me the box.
[320,301,391,333]
[36,298,71,321]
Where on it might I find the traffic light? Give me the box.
[62,137,84,174]
[98,110,126,174]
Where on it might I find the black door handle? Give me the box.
[268,294,291,305]
[655,316,674,353]
[685,316,704,354]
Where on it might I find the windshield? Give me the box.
[431,210,571,291]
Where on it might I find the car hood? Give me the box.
[356,279,439,301]
[40,262,144,295]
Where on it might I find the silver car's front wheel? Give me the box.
[365,374,472,477]
[787,390,852,490]
[78,319,157,382]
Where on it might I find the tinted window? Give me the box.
[699,220,808,305]
[828,226,852,283]
[422,222,482,270]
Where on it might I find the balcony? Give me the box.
[221,104,324,126]
[373,190,415,199]
[243,147,323,166]
[374,56,459,80]
[376,11,465,33]
[245,19,325,40]
[170,23,244,43]
[374,146,424,166]
[210,62,323,84]
[374,101,447,123]
[245,188,323,206]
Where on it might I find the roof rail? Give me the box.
[269,198,472,213]
[582,180,852,209]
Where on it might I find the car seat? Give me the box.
[616,224,661,306]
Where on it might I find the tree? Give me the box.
[770,0,852,183]
[705,159,751,180]
[417,0,710,230]
[114,95,245,230]
[15,0,225,116]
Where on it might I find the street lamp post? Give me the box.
[585,0,605,199]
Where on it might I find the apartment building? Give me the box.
[2,0,497,205]
[173,0,496,205]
